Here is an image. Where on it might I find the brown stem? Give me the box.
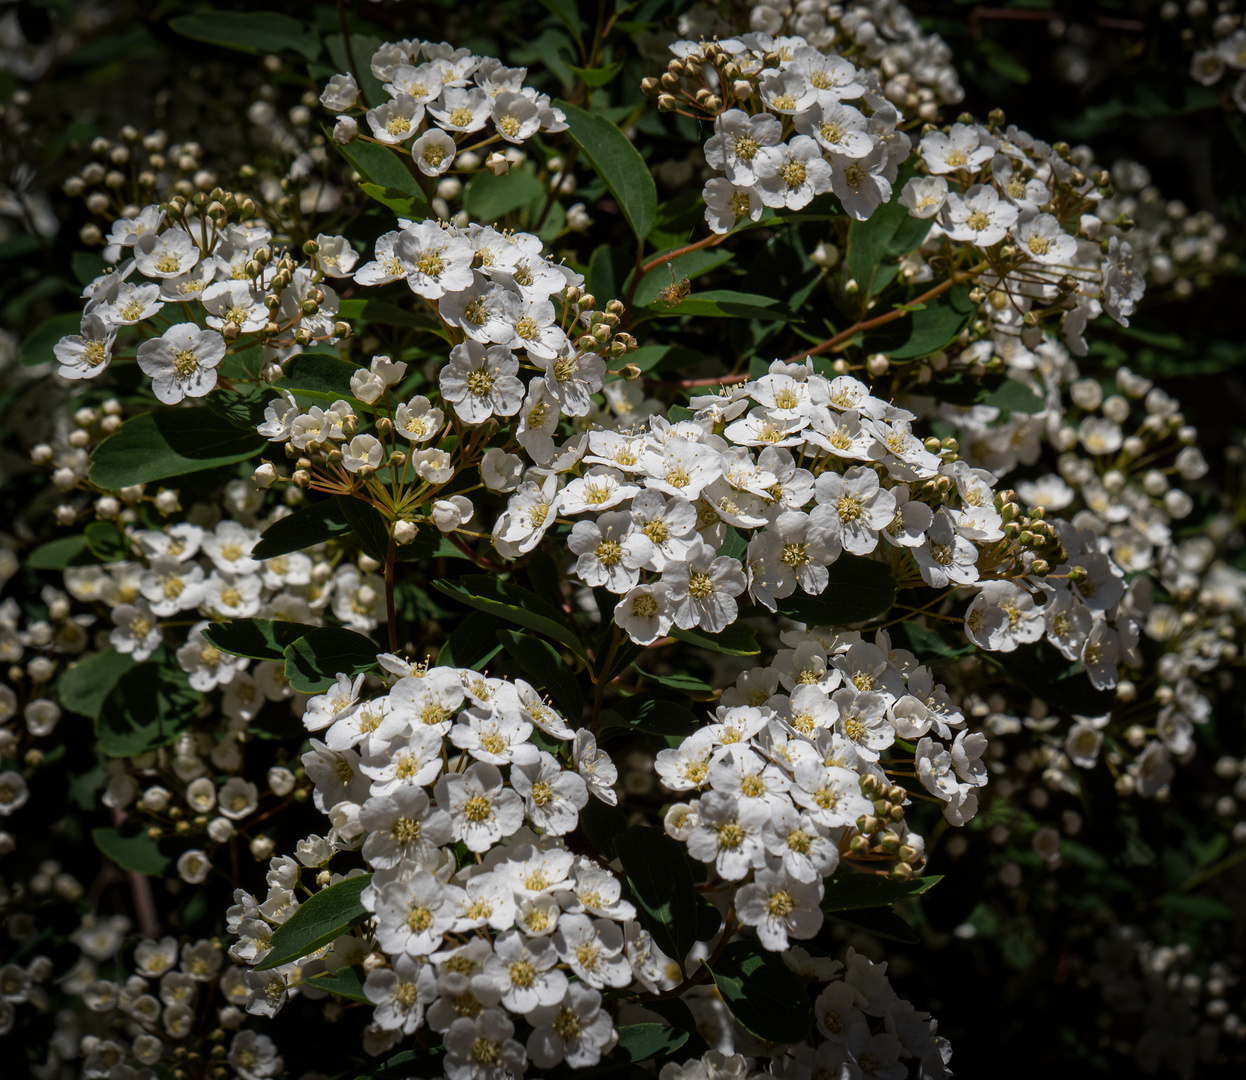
[638,909,738,1001]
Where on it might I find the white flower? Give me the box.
[373,871,463,956]
[412,128,457,175]
[366,94,424,144]
[829,143,893,221]
[395,220,474,298]
[553,914,632,988]
[394,395,444,442]
[704,109,786,185]
[942,184,1018,245]
[686,791,769,880]
[703,177,764,233]
[440,341,524,423]
[572,730,618,805]
[511,753,589,835]
[364,955,435,1034]
[920,123,992,174]
[109,601,162,660]
[134,229,199,278]
[360,787,453,869]
[615,582,674,645]
[757,135,833,210]
[135,324,226,403]
[736,862,823,950]
[898,175,948,219]
[434,762,524,851]
[795,100,873,158]
[320,73,359,111]
[661,540,748,633]
[443,1008,527,1080]
[484,930,566,1012]
[202,281,266,332]
[526,983,615,1069]
[0,771,30,816]
[810,466,896,556]
[54,313,116,380]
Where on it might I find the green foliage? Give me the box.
[168,12,322,61]
[21,312,80,367]
[433,575,589,661]
[92,827,175,877]
[282,627,380,693]
[708,939,815,1044]
[89,409,264,489]
[670,622,759,656]
[252,500,355,560]
[495,629,583,718]
[560,101,657,241]
[57,649,137,720]
[257,874,374,970]
[98,663,199,757]
[820,870,942,912]
[774,555,898,626]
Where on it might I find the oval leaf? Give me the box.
[169,12,321,61]
[98,663,198,757]
[708,939,814,1045]
[775,555,897,627]
[257,874,373,970]
[559,101,656,241]
[90,408,265,489]
[253,500,354,559]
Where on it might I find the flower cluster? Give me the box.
[321,38,567,178]
[1186,6,1246,111]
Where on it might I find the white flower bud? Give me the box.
[267,766,296,796]
[207,817,235,843]
[154,489,180,513]
[30,444,53,465]
[249,836,275,860]
[95,496,120,519]
[480,448,522,492]
[392,519,417,545]
[52,468,77,490]
[1102,395,1131,423]
[1164,489,1193,519]
[332,115,358,143]
[487,151,510,176]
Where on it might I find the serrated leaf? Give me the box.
[775,555,897,626]
[708,939,814,1045]
[612,1023,690,1063]
[168,12,321,60]
[671,622,759,656]
[90,409,264,489]
[432,576,588,662]
[253,500,354,560]
[559,101,656,241]
[820,871,942,912]
[58,649,136,721]
[283,628,380,693]
[257,875,373,970]
[92,827,174,877]
[337,496,391,564]
[495,629,583,718]
[98,663,198,757]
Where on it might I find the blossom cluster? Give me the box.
[321,38,567,177]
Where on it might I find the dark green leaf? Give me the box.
[92,827,174,877]
[436,610,505,671]
[671,622,759,656]
[646,289,796,321]
[615,826,706,967]
[987,642,1114,716]
[632,667,714,696]
[569,61,624,87]
[537,0,583,43]
[84,521,129,562]
[26,534,92,570]
[336,496,391,564]
[335,139,429,214]
[168,12,321,60]
[708,939,814,1045]
[283,628,379,693]
[90,409,265,489]
[775,555,897,626]
[337,298,428,328]
[21,312,81,367]
[716,526,748,562]
[257,874,373,970]
[432,576,588,662]
[274,352,360,403]
[463,167,546,221]
[820,871,942,912]
[612,1024,690,1063]
[98,663,199,757]
[827,905,920,944]
[200,619,325,662]
[598,696,701,738]
[982,377,1045,415]
[359,182,425,218]
[891,621,973,661]
[58,649,137,720]
[496,629,583,718]
[72,252,109,286]
[577,797,629,861]
[324,32,385,105]
[560,101,657,241]
[306,964,370,1004]
[207,385,272,430]
[865,285,975,359]
[846,185,934,303]
[253,500,354,559]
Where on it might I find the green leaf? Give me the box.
[891,621,973,661]
[775,555,897,626]
[716,526,748,562]
[612,1024,690,1063]
[432,576,588,662]
[58,649,137,720]
[631,250,736,308]
[982,377,1045,415]
[72,252,109,286]
[646,289,796,321]
[536,0,583,43]
[335,139,429,215]
[577,797,628,861]
[336,496,391,564]
[26,534,92,570]
[846,181,934,302]
[358,182,425,218]
[337,298,427,328]
[168,12,321,60]
[708,939,814,1045]
[84,521,129,563]
[988,642,1114,716]
[253,501,354,560]
[92,827,174,877]
[90,409,265,489]
[98,663,199,757]
[21,312,82,368]
[671,622,759,656]
[283,628,380,693]
[324,31,385,105]
[827,905,920,944]
[865,285,976,359]
[615,826,706,966]
[200,619,325,662]
[598,696,701,738]
[274,352,360,403]
[568,61,624,88]
[463,166,546,221]
[820,871,942,912]
[306,965,370,1004]
[632,667,714,696]
[257,874,373,970]
[495,629,583,718]
[436,610,506,671]
[559,101,657,241]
